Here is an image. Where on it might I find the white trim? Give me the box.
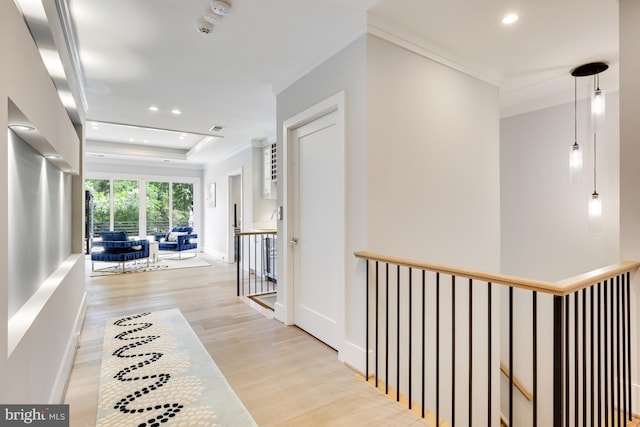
[365,16,502,88]
[202,247,227,262]
[340,340,367,375]
[227,169,243,263]
[634,383,640,417]
[274,302,287,324]
[53,0,88,113]
[50,291,87,403]
[7,254,83,356]
[281,91,346,353]
[210,143,252,166]
[273,14,505,96]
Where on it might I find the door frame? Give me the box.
[226,169,242,263]
[278,91,346,352]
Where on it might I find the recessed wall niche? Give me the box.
[7,127,72,319]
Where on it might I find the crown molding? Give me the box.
[272,12,505,97]
[366,13,503,88]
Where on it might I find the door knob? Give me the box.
[290,237,299,245]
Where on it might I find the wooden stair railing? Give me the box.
[355,251,640,427]
[500,362,533,402]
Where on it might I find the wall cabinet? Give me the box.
[263,143,277,199]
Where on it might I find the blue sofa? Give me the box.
[91,231,149,273]
[154,226,198,259]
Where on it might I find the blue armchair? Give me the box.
[154,226,198,259]
[91,231,149,273]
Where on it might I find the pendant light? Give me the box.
[592,73,605,117]
[570,61,608,219]
[569,76,582,182]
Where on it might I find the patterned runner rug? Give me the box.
[97,309,257,427]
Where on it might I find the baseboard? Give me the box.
[274,302,287,324]
[635,383,640,417]
[202,247,227,262]
[340,340,367,376]
[50,292,87,404]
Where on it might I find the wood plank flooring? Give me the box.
[64,255,425,426]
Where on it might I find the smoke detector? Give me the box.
[196,19,214,34]
[211,0,231,16]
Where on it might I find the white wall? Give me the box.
[366,34,501,426]
[619,0,640,412]
[87,159,203,179]
[501,94,620,282]
[277,33,501,424]
[367,36,501,271]
[1,0,85,403]
[8,133,72,318]
[500,91,621,425]
[276,35,368,366]
[203,147,253,261]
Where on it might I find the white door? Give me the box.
[292,109,344,350]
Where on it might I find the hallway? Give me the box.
[65,257,425,426]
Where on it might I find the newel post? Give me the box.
[553,295,564,427]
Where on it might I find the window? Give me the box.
[113,180,139,236]
[172,182,194,227]
[85,177,197,240]
[85,179,110,236]
[147,181,169,235]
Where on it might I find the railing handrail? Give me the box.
[235,230,277,236]
[354,251,640,297]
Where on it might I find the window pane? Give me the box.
[85,179,110,236]
[114,180,139,236]
[147,181,169,235]
[172,183,193,227]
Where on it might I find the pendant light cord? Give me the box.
[593,74,598,194]
[574,77,577,144]
[593,130,597,193]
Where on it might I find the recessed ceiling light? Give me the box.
[502,13,519,25]
[171,109,182,115]
[45,154,62,159]
[91,125,99,130]
[9,124,35,131]
[148,106,159,112]
[143,140,149,143]
[129,138,135,142]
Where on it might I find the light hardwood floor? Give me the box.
[64,255,426,426]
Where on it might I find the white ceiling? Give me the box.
[20,0,620,166]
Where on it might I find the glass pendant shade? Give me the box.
[592,88,605,117]
[589,192,602,217]
[570,142,582,184]
[570,142,582,170]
